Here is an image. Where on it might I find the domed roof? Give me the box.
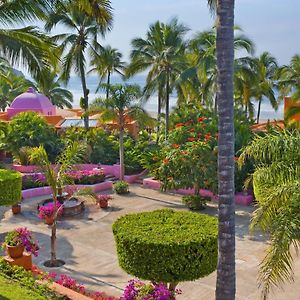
[10,87,54,110]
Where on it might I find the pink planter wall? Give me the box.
[143,178,253,206]
[21,181,113,200]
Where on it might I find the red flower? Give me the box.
[187,137,196,141]
[172,144,180,149]
[204,134,212,140]
[197,117,205,122]
[175,123,184,128]
[189,128,195,132]
[185,120,193,125]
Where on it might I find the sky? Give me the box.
[97,0,300,65]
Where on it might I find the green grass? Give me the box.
[0,274,46,300]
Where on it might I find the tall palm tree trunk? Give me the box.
[165,69,170,140]
[257,98,262,123]
[119,112,125,180]
[156,90,162,143]
[106,71,111,100]
[215,1,236,300]
[80,64,89,130]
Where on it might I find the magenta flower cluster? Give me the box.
[31,266,118,300]
[2,227,39,257]
[38,202,63,219]
[22,173,47,190]
[97,194,113,202]
[121,280,181,300]
[66,169,105,184]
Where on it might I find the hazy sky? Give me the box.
[99,0,300,65]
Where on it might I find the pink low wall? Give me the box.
[21,181,113,200]
[143,178,253,206]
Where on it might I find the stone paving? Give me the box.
[0,184,299,300]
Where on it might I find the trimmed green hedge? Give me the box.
[113,209,218,283]
[0,170,22,206]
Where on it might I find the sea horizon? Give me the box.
[67,74,284,122]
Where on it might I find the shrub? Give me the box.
[113,209,218,284]
[5,112,62,162]
[38,202,63,219]
[182,195,209,210]
[121,280,181,300]
[66,169,105,184]
[113,181,129,194]
[13,146,34,165]
[0,169,22,206]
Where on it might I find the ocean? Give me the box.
[67,74,284,121]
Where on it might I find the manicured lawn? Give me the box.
[0,274,46,300]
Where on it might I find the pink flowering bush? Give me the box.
[121,280,181,300]
[38,202,63,219]
[1,227,39,256]
[31,266,118,300]
[66,169,105,185]
[96,195,113,202]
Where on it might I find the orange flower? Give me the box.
[187,137,196,141]
[163,158,169,164]
[234,156,239,161]
[189,128,195,132]
[197,117,204,122]
[185,120,193,125]
[172,144,180,149]
[175,123,184,128]
[204,134,212,140]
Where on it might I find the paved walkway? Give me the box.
[0,185,299,300]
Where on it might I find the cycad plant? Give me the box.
[30,141,86,267]
[239,130,300,299]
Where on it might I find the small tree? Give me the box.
[113,209,218,292]
[30,141,86,267]
[91,83,151,180]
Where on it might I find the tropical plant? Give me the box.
[90,83,148,179]
[239,131,300,299]
[182,26,254,111]
[2,227,39,257]
[30,141,86,267]
[0,69,33,111]
[5,112,62,162]
[113,180,129,194]
[34,70,73,108]
[127,18,189,138]
[45,1,113,129]
[210,0,237,299]
[89,45,125,99]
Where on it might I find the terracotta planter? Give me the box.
[98,199,108,209]
[7,244,24,258]
[44,215,54,225]
[12,204,21,215]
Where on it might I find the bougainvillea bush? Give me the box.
[66,169,105,185]
[22,173,47,190]
[38,202,63,219]
[121,280,182,300]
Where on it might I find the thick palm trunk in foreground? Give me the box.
[215,0,236,299]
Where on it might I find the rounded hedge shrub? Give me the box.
[0,170,22,206]
[113,209,218,284]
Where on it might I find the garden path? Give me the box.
[0,184,300,300]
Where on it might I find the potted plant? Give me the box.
[38,202,63,225]
[182,195,209,210]
[96,194,112,209]
[113,180,129,194]
[1,227,39,258]
[12,202,21,214]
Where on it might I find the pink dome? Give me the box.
[7,87,56,118]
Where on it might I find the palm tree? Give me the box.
[90,84,149,180]
[182,27,254,111]
[239,131,300,299]
[35,70,73,109]
[30,141,86,267]
[0,1,59,78]
[45,1,112,129]
[277,54,300,101]
[127,18,189,138]
[0,69,33,111]
[89,45,125,99]
[209,1,236,299]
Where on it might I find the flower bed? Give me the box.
[143,177,253,206]
[21,181,113,199]
[66,169,106,185]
